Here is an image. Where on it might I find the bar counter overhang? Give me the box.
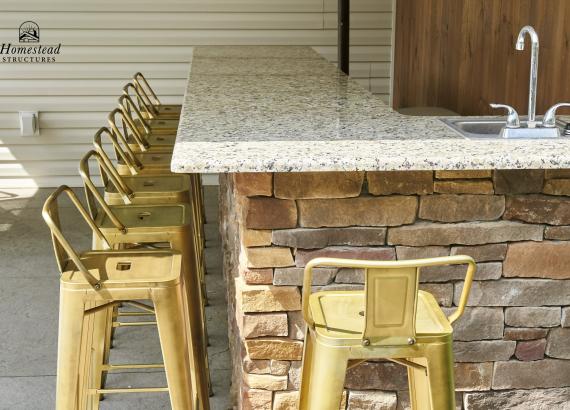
[173,46,570,408]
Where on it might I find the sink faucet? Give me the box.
[516,26,539,128]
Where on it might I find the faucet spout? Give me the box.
[516,26,539,128]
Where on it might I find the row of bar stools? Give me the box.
[44,72,209,409]
[43,186,195,409]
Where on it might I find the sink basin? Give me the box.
[441,117,567,139]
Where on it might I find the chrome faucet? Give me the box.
[516,26,540,128]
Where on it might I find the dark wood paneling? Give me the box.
[393,0,570,116]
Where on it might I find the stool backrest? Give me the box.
[123,81,157,119]
[94,127,142,176]
[107,107,149,152]
[78,150,127,234]
[42,185,109,289]
[133,72,161,106]
[119,93,151,135]
[303,256,476,346]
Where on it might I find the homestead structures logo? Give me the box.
[1,21,61,63]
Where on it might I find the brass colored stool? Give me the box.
[298,256,476,410]
[120,91,179,136]
[79,153,211,408]
[93,128,190,206]
[43,186,196,410]
[133,72,182,119]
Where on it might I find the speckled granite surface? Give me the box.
[173,46,570,173]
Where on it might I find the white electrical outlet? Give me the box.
[19,111,39,136]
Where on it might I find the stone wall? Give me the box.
[222,170,570,410]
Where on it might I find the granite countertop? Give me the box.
[172,46,570,173]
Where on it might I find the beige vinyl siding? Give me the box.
[0,0,394,188]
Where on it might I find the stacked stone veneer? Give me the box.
[219,170,570,410]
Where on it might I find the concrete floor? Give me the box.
[0,186,231,410]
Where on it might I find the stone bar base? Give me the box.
[220,170,570,410]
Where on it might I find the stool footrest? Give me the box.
[102,363,164,371]
[92,387,169,394]
[117,311,155,317]
[112,321,157,327]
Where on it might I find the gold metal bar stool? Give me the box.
[120,90,179,136]
[43,186,196,410]
[132,72,182,120]
[298,256,476,410]
[79,152,211,408]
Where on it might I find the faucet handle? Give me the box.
[543,103,570,128]
[490,103,520,128]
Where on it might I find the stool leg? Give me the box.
[425,342,456,410]
[153,286,195,410]
[88,304,114,409]
[298,330,349,410]
[56,288,86,410]
[406,357,431,410]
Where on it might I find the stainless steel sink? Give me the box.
[440,117,568,139]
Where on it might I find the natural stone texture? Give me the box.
[235,172,273,197]
[492,359,570,389]
[270,360,291,376]
[246,338,304,360]
[450,243,507,262]
[387,221,543,246]
[504,242,570,279]
[335,268,365,284]
[396,246,449,260]
[453,341,516,362]
[546,169,570,179]
[515,339,546,361]
[244,359,270,374]
[421,262,501,282]
[246,198,297,229]
[543,178,570,196]
[272,227,387,248]
[434,180,494,194]
[464,388,570,410]
[298,196,417,228]
[243,313,288,338]
[367,171,433,195]
[563,307,570,327]
[287,311,305,340]
[454,279,570,307]
[504,307,561,328]
[544,225,570,240]
[442,307,504,341]
[504,328,549,341]
[287,361,302,389]
[397,392,462,410]
[274,171,364,199]
[273,267,336,286]
[546,328,570,359]
[314,283,363,292]
[504,194,570,225]
[419,195,505,222]
[345,361,408,391]
[242,389,272,410]
[295,246,396,267]
[347,391,397,410]
[419,283,454,307]
[241,284,301,312]
[436,170,492,179]
[273,391,298,410]
[244,373,288,390]
[493,169,544,194]
[454,362,493,391]
[247,247,294,269]
[243,229,272,247]
[243,268,274,285]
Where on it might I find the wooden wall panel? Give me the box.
[393,0,570,116]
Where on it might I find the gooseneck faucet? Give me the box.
[516,26,539,128]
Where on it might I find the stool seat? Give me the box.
[127,133,176,151]
[134,118,179,134]
[309,290,451,346]
[96,203,191,229]
[61,250,180,289]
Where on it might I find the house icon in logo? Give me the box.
[19,21,40,43]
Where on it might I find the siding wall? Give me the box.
[0,0,394,188]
